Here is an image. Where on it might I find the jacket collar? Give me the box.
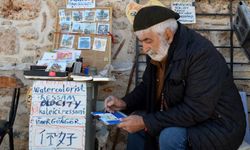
[168,22,188,62]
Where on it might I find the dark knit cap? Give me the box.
[133,6,180,31]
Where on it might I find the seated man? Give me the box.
[105,6,246,150]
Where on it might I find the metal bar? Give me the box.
[226,62,249,65]
[194,29,233,31]
[215,46,241,48]
[229,0,234,72]
[196,13,234,16]
[234,78,250,80]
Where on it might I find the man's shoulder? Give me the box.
[177,24,215,57]
[185,29,217,57]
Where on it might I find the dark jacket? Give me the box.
[122,23,246,150]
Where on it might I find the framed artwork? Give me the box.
[95,9,109,21]
[72,22,83,32]
[81,23,96,34]
[54,7,112,70]
[82,10,95,22]
[97,23,109,35]
[60,34,75,48]
[78,36,91,49]
[72,11,82,22]
[58,9,65,18]
[59,14,72,23]
[64,11,72,22]
[60,21,71,32]
[92,37,107,51]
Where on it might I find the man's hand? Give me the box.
[118,115,145,133]
[104,95,126,113]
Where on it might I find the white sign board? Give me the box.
[171,0,196,24]
[29,81,87,150]
[67,0,95,8]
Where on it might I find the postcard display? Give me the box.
[29,81,96,150]
[54,7,112,70]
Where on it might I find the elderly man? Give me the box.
[105,6,246,150]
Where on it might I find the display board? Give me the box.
[53,7,112,70]
[29,81,87,150]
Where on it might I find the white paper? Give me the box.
[92,37,107,52]
[78,36,91,49]
[41,52,57,60]
[29,81,87,150]
[67,0,95,8]
[97,23,110,35]
[171,0,196,24]
[95,9,110,21]
[60,34,75,48]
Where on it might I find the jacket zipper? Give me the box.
[160,92,169,111]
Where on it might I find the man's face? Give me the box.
[136,29,169,61]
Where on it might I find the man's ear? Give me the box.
[164,28,174,44]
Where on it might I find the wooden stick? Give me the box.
[112,39,126,60]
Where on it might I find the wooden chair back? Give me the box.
[0,76,23,125]
[0,76,23,88]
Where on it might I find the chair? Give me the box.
[0,76,23,150]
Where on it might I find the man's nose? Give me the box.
[142,43,149,54]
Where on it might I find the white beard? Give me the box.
[147,37,170,61]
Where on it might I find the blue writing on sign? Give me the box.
[39,107,85,115]
[35,116,83,126]
[33,84,86,94]
[40,94,81,109]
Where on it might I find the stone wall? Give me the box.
[0,0,250,149]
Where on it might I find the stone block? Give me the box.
[0,27,18,55]
[0,0,41,20]
[21,29,39,40]
[46,0,66,18]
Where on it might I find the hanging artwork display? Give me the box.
[54,7,112,70]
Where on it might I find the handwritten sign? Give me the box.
[67,0,95,8]
[171,0,196,24]
[29,81,87,150]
